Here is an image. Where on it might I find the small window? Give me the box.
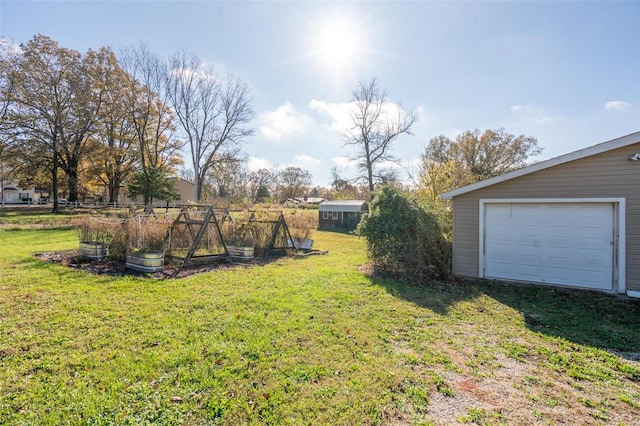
[332,211,338,220]
[322,211,329,220]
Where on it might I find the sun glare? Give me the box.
[310,15,365,78]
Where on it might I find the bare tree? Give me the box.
[248,168,275,203]
[167,52,253,202]
[278,166,312,201]
[344,77,417,195]
[118,44,184,187]
[207,154,248,204]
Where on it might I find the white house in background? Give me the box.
[287,197,326,205]
[440,131,640,299]
[1,184,47,204]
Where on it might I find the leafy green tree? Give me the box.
[356,186,450,282]
[126,166,179,208]
[255,184,270,203]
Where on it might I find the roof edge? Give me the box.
[440,130,640,200]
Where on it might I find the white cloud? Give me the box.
[604,101,631,112]
[258,102,310,141]
[331,156,353,168]
[309,98,414,135]
[308,99,354,133]
[510,104,538,113]
[247,156,271,171]
[535,116,566,124]
[378,159,403,170]
[510,104,566,125]
[293,154,323,167]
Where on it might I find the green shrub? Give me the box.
[356,186,451,283]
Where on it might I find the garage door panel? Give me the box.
[485,203,613,290]
[546,266,572,282]
[517,265,542,281]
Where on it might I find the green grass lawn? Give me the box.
[1,226,639,425]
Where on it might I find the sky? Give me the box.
[1,0,639,187]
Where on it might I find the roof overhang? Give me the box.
[319,200,367,212]
[440,131,640,200]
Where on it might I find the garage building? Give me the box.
[440,131,640,298]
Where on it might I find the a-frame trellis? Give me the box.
[243,210,296,257]
[166,206,298,267]
[166,205,232,267]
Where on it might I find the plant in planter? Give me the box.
[226,223,256,261]
[125,216,171,272]
[75,216,110,260]
[286,211,315,250]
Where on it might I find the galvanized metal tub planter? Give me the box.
[79,242,108,260]
[126,251,165,273]
[227,245,255,262]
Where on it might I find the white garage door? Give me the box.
[484,203,614,290]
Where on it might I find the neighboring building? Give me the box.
[118,177,196,206]
[1,184,47,205]
[318,200,368,230]
[440,131,640,298]
[287,197,326,206]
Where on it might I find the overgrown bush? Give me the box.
[356,186,451,283]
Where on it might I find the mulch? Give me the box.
[34,250,261,279]
[34,248,329,279]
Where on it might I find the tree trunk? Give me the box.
[67,162,79,203]
[108,169,123,204]
[51,150,60,214]
[108,181,119,204]
[195,171,206,203]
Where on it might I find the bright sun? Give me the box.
[310,15,364,76]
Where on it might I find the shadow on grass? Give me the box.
[375,275,640,353]
[371,275,480,316]
[481,279,640,352]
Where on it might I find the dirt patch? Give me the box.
[426,354,529,425]
[34,250,269,279]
